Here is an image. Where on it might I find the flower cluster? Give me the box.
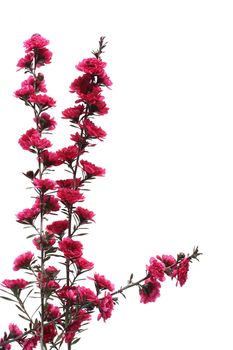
[0,34,201,350]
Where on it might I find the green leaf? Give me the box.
[71,338,80,345]
[0,295,15,302]
[18,314,30,321]
[23,288,33,304]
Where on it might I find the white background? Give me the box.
[0,0,232,349]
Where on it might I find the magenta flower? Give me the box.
[75,257,94,271]
[173,258,190,287]
[64,310,91,343]
[139,279,161,304]
[16,52,34,70]
[46,219,69,235]
[13,251,34,271]
[9,324,23,338]
[32,233,56,250]
[16,207,40,224]
[18,128,52,151]
[24,34,49,52]
[28,94,56,108]
[43,323,57,343]
[44,303,61,322]
[39,150,63,168]
[57,145,79,163]
[36,112,56,131]
[33,195,60,214]
[77,286,99,305]
[80,160,105,177]
[33,178,56,193]
[82,119,107,140]
[146,257,166,282]
[2,279,29,290]
[58,237,83,259]
[75,206,95,222]
[76,57,107,76]
[97,292,114,321]
[62,105,85,121]
[57,188,84,205]
[22,336,39,350]
[90,273,115,292]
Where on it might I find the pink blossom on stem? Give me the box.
[36,112,56,131]
[39,150,63,167]
[57,188,84,205]
[33,195,60,214]
[173,258,190,287]
[82,119,107,140]
[75,206,95,222]
[77,286,99,305]
[44,303,61,322]
[2,279,29,290]
[16,52,34,70]
[57,145,80,163]
[64,310,91,343]
[56,178,82,189]
[46,219,69,235]
[16,207,40,224]
[18,128,52,151]
[80,160,105,177]
[22,335,39,350]
[32,233,56,250]
[33,178,56,193]
[76,58,107,76]
[75,257,94,270]
[62,105,85,122]
[28,94,56,108]
[58,237,83,259]
[24,34,49,51]
[139,279,161,304]
[89,273,115,292]
[146,257,166,282]
[42,323,57,343]
[97,292,114,321]
[9,324,23,338]
[13,251,34,271]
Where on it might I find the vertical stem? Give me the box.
[66,208,72,350]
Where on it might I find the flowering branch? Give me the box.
[0,34,201,350]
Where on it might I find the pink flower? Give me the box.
[0,339,11,350]
[36,112,56,131]
[173,258,190,287]
[2,279,29,290]
[64,310,91,343]
[82,119,107,140]
[75,257,94,270]
[98,73,112,87]
[35,48,52,66]
[46,219,69,235]
[157,254,176,267]
[56,178,82,189]
[22,336,39,350]
[33,195,60,214]
[16,207,40,224]
[28,94,56,108]
[39,150,63,168]
[77,286,99,305]
[17,53,34,70]
[139,279,161,304]
[62,105,85,121]
[97,292,114,321]
[70,74,102,102]
[76,58,107,76]
[9,324,23,338]
[146,257,166,282]
[75,206,95,222]
[24,34,49,51]
[14,85,34,99]
[90,273,115,292]
[44,303,61,321]
[57,145,79,163]
[32,233,56,250]
[33,178,56,193]
[57,188,84,205]
[80,160,105,177]
[58,237,83,259]
[56,286,78,302]
[43,323,57,343]
[18,128,52,151]
[90,96,109,115]
[13,251,34,271]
